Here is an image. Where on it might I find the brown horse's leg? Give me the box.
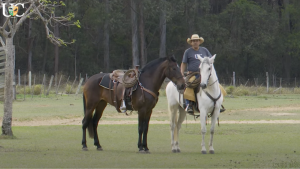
[93,100,107,150]
[82,94,98,150]
[137,114,144,152]
[142,115,151,153]
[137,111,151,153]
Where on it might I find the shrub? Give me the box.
[65,84,75,94]
[33,85,42,95]
[225,86,235,94]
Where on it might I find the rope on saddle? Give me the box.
[185,72,200,89]
[122,69,138,88]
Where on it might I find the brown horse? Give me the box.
[82,56,185,153]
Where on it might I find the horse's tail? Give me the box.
[83,94,86,116]
[83,93,94,138]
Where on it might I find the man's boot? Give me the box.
[185,103,194,115]
[120,100,127,113]
[220,105,226,113]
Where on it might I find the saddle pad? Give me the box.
[99,74,114,90]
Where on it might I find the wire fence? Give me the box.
[5,69,300,101]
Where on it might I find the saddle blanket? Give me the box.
[99,74,114,90]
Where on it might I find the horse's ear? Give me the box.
[195,54,204,62]
[209,54,216,64]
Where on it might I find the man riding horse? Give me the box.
[181,34,226,115]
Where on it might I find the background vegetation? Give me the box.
[7,0,300,83]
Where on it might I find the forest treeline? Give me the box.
[5,0,300,82]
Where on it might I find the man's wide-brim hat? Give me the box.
[187,34,204,45]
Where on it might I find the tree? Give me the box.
[0,0,79,136]
[131,0,139,67]
[138,0,147,67]
[103,0,110,73]
[159,0,166,58]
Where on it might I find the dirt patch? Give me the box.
[270,113,297,116]
[230,105,300,113]
[7,118,300,126]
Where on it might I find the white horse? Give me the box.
[166,55,223,154]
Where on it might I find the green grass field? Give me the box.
[0,94,300,168]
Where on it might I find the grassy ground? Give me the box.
[0,124,300,168]
[1,94,300,122]
[1,94,300,168]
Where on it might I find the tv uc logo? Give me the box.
[2,3,25,17]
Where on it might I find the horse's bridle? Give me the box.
[200,60,221,118]
[166,61,184,81]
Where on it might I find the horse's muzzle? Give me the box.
[200,83,207,89]
[177,83,185,91]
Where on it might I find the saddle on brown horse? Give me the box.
[100,67,139,112]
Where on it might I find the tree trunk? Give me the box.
[139,0,147,67]
[282,0,291,81]
[42,40,48,73]
[103,0,110,73]
[131,0,139,67]
[27,19,33,73]
[54,22,59,76]
[159,0,166,58]
[2,38,14,136]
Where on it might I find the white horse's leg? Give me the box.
[175,106,186,152]
[209,111,220,154]
[169,104,178,153]
[200,111,207,154]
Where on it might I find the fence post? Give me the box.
[23,74,26,100]
[75,78,84,96]
[273,75,275,87]
[31,75,36,98]
[266,72,269,93]
[280,78,282,94]
[233,72,235,87]
[56,75,63,96]
[18,69,20,86]
[69,76,77,95]
[42,74,46,96]
[28,71,31,89]
[62,76,70,96]
[46,75,54,96]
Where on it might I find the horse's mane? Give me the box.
[141,56,177,73]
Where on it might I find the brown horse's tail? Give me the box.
[83,94,94,138]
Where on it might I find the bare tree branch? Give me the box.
[0,36,6,47]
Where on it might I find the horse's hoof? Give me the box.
[177,149,181,153]
[82,147,88,151]
[138,150,145,154]
[209,150,214,154]
[201,150,207,154]
[172,149,177,153]
[97,147,103,151]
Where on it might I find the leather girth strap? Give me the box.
[109,80,122,113]
[139,83,157,102]
[204,89,221,118]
